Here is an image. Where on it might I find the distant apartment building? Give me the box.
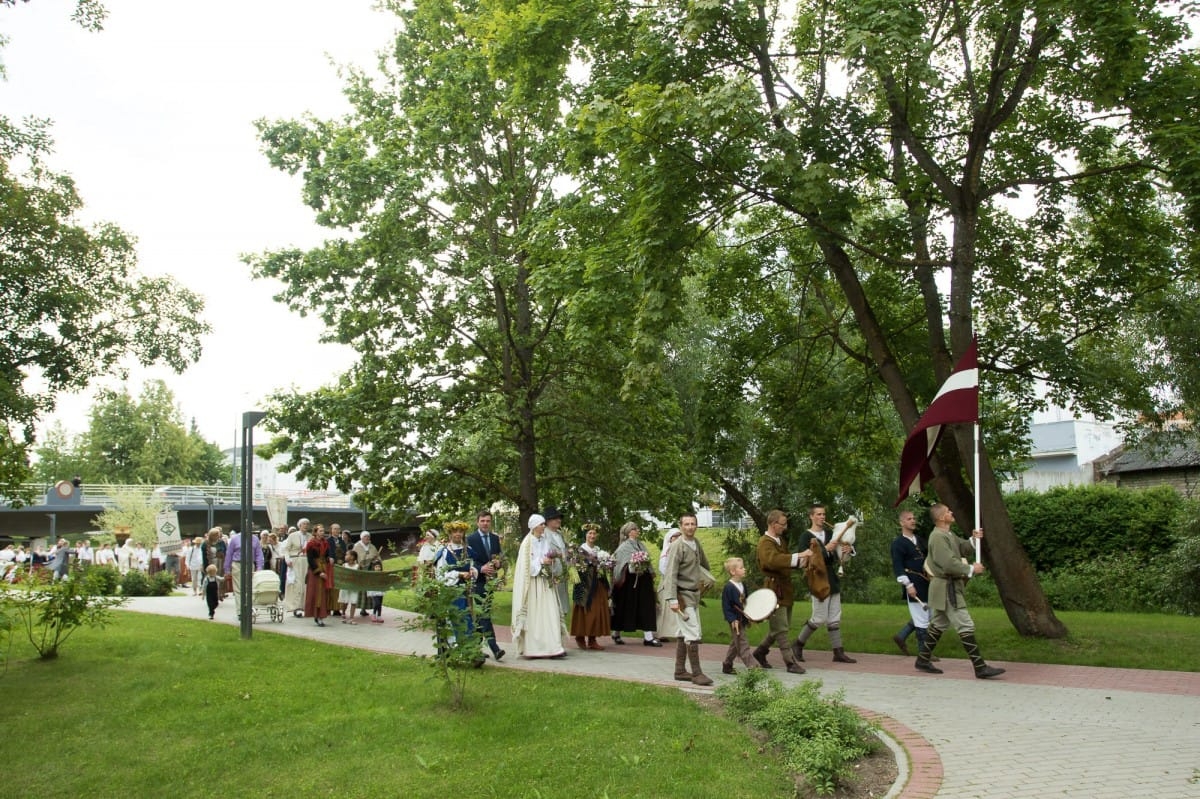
[1003,404,1122,493]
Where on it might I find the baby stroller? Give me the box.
[250,569,284,623]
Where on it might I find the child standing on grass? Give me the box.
[366,561,386,624]
[721,557,759,675]
[339,550,359,624]
[203,564,220,619]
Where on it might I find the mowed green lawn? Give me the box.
[0,613,797,799]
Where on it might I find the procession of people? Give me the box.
[2,500,1004,681]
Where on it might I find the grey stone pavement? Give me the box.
[123,595,1200,799]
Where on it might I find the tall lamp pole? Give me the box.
[240,411,266,639]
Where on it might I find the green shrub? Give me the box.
[82,565,121,596]
[716,671,878,795]
[963,573,1002,607]
[1159,535,1200,615]
[151,571,175,596]
[119,570,154,597]
[1039,555,1161,612]
[1007,484,1182,570]
[1,574,127,660]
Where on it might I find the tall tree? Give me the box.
[569,1,1200,635]
[74,380,227,485]
[0,2,207,501]
[249,0,693,527]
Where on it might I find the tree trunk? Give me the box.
[821,237,1067,638]
[945,427,1067,637]
[718,477,766,531]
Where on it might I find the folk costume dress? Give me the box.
[611,537,657,634]
[569,543,612,640]
[511,531,566,659]
[435,542,476,645]
[303,536,334,620]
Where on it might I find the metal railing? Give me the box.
[16,483,357,509]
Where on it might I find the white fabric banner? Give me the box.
[155,511,183,555]
[266,494,288,531]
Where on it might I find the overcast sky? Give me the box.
[2,0,391,449]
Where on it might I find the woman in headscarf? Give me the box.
[655,528,684,642]
[510,514,566,659]
[610,522,663,646]
[569,524,612,650]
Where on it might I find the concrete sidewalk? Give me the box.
[122,595,1200,799]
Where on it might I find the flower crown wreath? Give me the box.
[443,520,470,535]
[581,523,600,532]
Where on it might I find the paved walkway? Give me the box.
[123,596,1200,799]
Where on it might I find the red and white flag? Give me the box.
[895,337,979,505]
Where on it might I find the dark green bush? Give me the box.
[1007,484,1182,571]
[119,570,153,597]
[1159,502,1200,614]
[82,565,121,596]
[1039,554,1162,612]
[150,571,175,596]
[716,670,878,796]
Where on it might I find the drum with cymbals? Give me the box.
[744,588,779,622]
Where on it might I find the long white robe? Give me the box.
[510,532,565,658]
[280,530,308,613]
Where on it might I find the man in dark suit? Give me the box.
[466,509,505,661]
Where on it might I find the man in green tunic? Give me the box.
[915,504,1005,679]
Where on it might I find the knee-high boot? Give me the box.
[688,642,713,686]
[960,632,1006,679]
[674,639,692,681]
[915,625,944,673]
[792,622,817,662]
[752,639,773,669]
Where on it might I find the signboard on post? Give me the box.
[155,511,183,555]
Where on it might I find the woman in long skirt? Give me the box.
[611,522,664,646]
[511,515,566,659]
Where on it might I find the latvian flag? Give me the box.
[895,337,979,505]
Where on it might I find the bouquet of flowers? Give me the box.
[629,550,650,574]
[489,554,507,590]
[541,547,562,584]
[564,543,583,590]
[596,549,615,574]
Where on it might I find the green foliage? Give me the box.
[92,487,168,546]
[250,0,695,526]
[0,117,208,497]
[1,572,126,659]
[403,573,488,709]
[53,380,227,485]
[1007,485,1184,570]
[1039,555,1162,613]
[81,565,121,596]
[118,570,154,598]
[716,670,879,795]
[1161,501,1200,615]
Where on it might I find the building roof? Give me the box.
[1100,436,1200,474]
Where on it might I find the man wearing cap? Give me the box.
[541,506,570,624]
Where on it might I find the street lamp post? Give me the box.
[239,411,266,640]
